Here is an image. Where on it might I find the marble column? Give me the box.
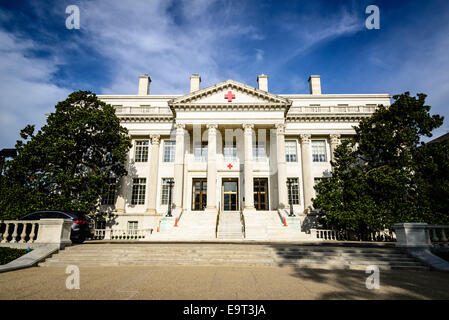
[115,137,130,214]
[243,123,255,211]
[173,124,185,211]
[329,134,341,162]
[145,134,160,214]
[275,124,289,210]
[206,124,218,213]
[300,134,313,212]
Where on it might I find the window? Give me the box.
[253,140,266,162]
[285,141,297,162]
[194,141,208,162]
[134,140,149,162]
[287,178,300,205]
[224,140,237,161]
[161,178,174,205]
[131,178,146,205]
[312,140,327,162]
[127,221,138,235]
[101,177,117,205]
[163,140,176,162]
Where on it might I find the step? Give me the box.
[39,244,426,270]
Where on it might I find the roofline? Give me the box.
[97,95,182,99]
[280,94,391,99]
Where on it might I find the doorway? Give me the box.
[192,178,207,211]
[254,178,269,210]
[222,178,238,211]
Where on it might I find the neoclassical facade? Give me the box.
[98,74,390,235]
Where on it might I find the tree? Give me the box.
[0,91,131,219]
[313,92,448,234]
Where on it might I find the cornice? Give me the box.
[171,103,287,111]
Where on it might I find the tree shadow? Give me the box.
[269,243,449,300]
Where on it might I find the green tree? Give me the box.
[0,91,131,219]
[313,92,448,234]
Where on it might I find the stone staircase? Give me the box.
[38,243,429,270]
[149,211,217,241]
[216,211,244,240]
[244,211,311,241]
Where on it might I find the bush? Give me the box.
[0,247,30,265]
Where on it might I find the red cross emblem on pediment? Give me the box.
[227,163,233,169]
[224,91,235,102]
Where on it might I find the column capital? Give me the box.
[329,134,341,145]
[300,134,311,144]
[242,123,254,132]
[150,134,160,145]
[206,124,218,131]
[175,123,186,131]
[275,123,285,135]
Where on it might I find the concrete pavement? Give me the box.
[1,264,448,300]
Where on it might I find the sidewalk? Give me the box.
[1,264,448,300]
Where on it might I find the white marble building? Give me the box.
[98,74,390,237]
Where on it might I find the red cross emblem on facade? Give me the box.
[224,91,235,102]
[227,163,233,169]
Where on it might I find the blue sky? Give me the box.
[0,0,448,147]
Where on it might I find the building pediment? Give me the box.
[168,80,291,115]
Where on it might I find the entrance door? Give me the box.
[254,178,269,210]
[222,178,238,211]
[192,178,207,211]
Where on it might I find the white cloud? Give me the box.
[0,30,70,147]
[255,49,264,62]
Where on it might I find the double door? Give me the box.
[254,178,268,210]
[192,178,207,211]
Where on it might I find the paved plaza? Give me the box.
[1,264,448,300]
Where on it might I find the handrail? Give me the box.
[215,202,221,238]
[240,208,246,238]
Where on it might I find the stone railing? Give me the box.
[290,105,377,114]
[0,219,72,248]
[1,220,39,244]
[310,228,396,242]
[310,229,348,241]
[91,228,106,240]
[427,225,449,247]
[393,223,449,248]
[91,228,153,240]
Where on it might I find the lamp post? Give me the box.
[166,179,174,217]
[286,179,295,217]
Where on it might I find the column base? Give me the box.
[144,208,158,215]
[205,206,217,214]
[243,206,256,214]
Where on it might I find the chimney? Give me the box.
[190,74,201,93]
[308,75,321,95]
[257,74,268,92]
[138,74,151,95]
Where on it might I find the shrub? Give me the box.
[0,247,31,265]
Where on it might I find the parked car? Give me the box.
[19,210,93,243]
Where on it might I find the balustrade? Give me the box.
[310,228,395,242]
[427,225,449,247]
[0,221,39,244]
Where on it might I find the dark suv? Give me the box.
[19,210,93,243]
